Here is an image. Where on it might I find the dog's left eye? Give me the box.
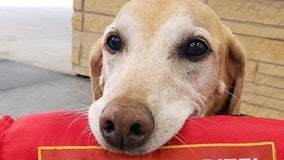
[183,39,211,62]
[106,35,122,52]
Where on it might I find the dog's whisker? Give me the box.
[93,87,100,96]
[59,103,91,117]
[74,107,89,113]
[187,119,212,134]
[90,77,100,81]
[71,113,88,124]
[66,118,90,140]
[81,127,92,137]
[167,133,200,159]
[56,88,94,113]
[76,127,94,145]
[65,89,93,100]
[224,89,241,103]
[174,133,188,145]
[60,112,90,143]
[68,102,92,110]
[57,110,85,118]
[66,112,88,126]
[93,84,103,96]
[87,130,95,145]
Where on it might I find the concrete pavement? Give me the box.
[0,7,73,73]
[0,59,92,118]
[0,7,93,118]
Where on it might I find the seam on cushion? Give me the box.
[0,115,14,160]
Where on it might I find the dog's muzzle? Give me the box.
[99,98,154,151]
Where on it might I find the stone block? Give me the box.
[255,74,284,89]
[72,39,81,65]
[80,57,89,67]
[84,0,129,15]
[72,65,90,76]
[82,41,94,58]
[208,0,284,26]
[241,102,284,120]
[73,30,101,43]
[244,60,257,82]
[84,13,114,33]
[258,63,284,78]
[243,82,284,100]
[242,92,284,111]
[73,0,83,11]
[72,49,80,65]
[223,20,284,41]
[238,35,284,65]
[72,12,83,30]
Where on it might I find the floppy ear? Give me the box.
[89,38,104,100]
[224,29,246,114]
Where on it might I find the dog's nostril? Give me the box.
[130,123,142,135]
[102,120,115,133]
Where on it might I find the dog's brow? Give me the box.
[104,26,118,35]
[192,27,210,39]
[159,15,210,46]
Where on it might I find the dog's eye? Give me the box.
[106,35,122,52]
[184,39,211,62]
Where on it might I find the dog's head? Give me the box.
[88,0,245,155]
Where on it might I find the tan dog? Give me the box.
[88,0,245,155]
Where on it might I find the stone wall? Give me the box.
[72,0,128,76]
[72,0,284,119]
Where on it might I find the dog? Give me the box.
[88,0,246,155]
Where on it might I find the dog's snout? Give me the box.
[99,99,154,150]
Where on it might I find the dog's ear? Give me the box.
[89,38,104,100]
[223,28,246,114]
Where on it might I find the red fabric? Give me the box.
[0,111,283,160]
[0,111,98,160]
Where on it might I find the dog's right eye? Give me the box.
[180,39,212,62]
[106,35,122,52]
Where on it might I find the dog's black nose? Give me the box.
[99,98,154,150]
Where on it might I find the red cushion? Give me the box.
[1,111,283,160]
